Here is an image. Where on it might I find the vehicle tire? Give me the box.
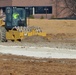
[0,27,6,42]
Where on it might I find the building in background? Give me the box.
[0,0,71,19]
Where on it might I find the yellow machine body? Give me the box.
[0,19,5,26]
[6,30,24,41]
[6,29,46,41]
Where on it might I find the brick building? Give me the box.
[0,0,70,18]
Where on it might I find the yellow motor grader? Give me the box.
[0,7,46,42]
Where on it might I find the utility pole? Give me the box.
[44,8,48,19]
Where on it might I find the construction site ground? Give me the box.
[0,34,76,75]
[0,54,76,75]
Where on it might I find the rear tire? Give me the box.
[0,27,6,42]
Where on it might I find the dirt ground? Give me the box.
[0,54,76,75]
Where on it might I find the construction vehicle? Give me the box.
[0,7,46,42]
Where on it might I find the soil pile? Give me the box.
[23,35,49,43]
[46,33,76,42]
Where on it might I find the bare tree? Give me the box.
[64,0,76,17]
[52,0,76,18]
[53,0,68,18]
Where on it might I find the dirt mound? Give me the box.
[22,33,76,43]
[46,33,76,42]
[23,35,48,43]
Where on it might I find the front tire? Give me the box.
[0,27,6,42]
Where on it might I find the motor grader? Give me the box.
[0,7,46,42]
